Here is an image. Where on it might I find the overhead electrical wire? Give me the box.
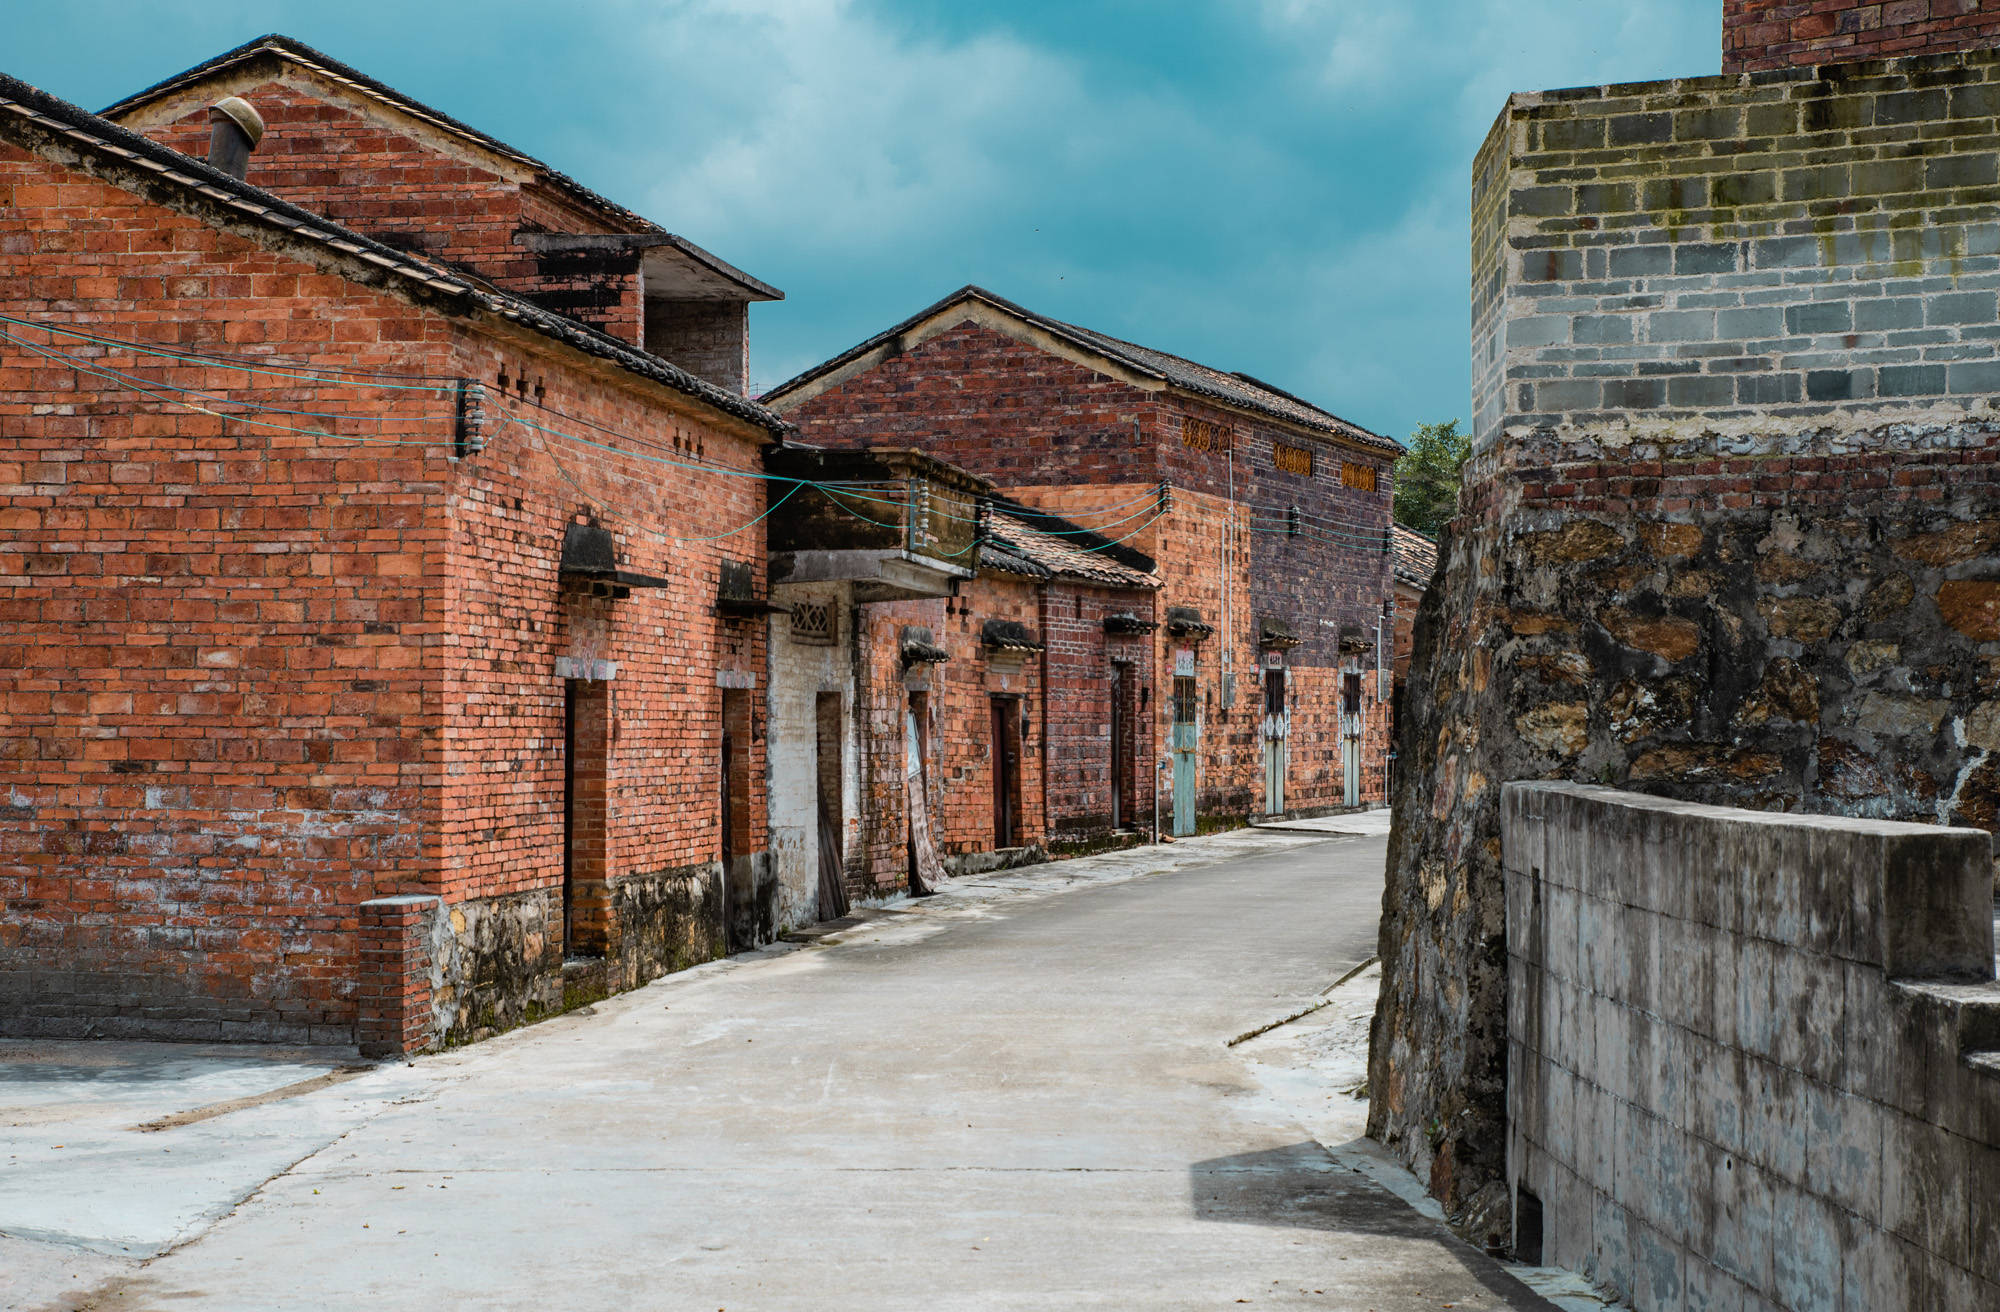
[2,313,1392,556]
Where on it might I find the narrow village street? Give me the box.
[5,828,1554,1312]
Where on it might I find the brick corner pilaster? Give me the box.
[356,894,443,1059]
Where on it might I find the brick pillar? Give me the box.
[356,894,441,1058]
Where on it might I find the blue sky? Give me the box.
[10,1,1722,442]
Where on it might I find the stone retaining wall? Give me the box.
[1372,46,2000,1241]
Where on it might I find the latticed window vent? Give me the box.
[789,599,835,646]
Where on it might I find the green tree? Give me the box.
[1392,419,1470,539]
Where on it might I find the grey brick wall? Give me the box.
[646,298,750,395]
[1503,781,2000,1310]
[1472,52,2000,454]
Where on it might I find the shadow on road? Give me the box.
[1190,1142,1563,1310]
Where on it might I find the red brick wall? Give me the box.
[783,322,1169,485]
[782,320,1396,816]
[355,895,439,1057]
[849,598,935,897]
[437,329,771,917]
[117,74,646,345]
[1040,580,1158,843]
[1723,0,2000,70]
[0,143,453,1041]
[0,138,773,1042]
[928,573,1046,855]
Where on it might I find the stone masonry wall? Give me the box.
[1725,0,2000,73]
[1503,782,2000,1310]
[1373,48,2000,1241]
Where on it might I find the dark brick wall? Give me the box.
[646,299,748,395]
[1725,0,2000,71]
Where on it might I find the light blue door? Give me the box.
[1171,675,1198,836]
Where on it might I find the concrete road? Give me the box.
[19,829,1549,1312]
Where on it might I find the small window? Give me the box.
[1342,671,1363,715]
[1182,417,1231,452]
[1273,443,1314,477]
[1341,463,1378,492]
[789,599,834,646]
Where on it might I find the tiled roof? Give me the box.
[1394,523,1439,587]
[984,506,1158,589]
[0,70,790,436]
[765,285,1399,454]
[98,35,781,302]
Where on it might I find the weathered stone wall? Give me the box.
[1504,782,1999,1310]
[429,863,724,1046]
[1372,47,2000,1240]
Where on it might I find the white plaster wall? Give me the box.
[765,582,859,933]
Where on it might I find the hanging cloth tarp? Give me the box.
[816,784,850,921]
[906,708,948,896]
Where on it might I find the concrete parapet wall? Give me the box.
[1503,781,2000,1309]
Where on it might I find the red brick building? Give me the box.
[764,287,1400,832]
[1390,524,1438,689]
[0,43,865,1052]
[762,453,1159,913]
[99,35,781,390]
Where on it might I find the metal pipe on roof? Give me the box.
[205,96,263,180]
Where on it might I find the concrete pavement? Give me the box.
[6,827,1554,1311]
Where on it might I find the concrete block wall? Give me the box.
[1503,781,2000,1309]
[1477,50,2000,455]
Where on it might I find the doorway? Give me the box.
[814,692,849,920]
[907,691,947,894]
[1261,666,1288,816]
[1171,673,1198,837]
[721,688,754,947]
[1340,671,1363,808]
[562,678,609,958]
[1109,664,1128,830]
[991,696,1022,849]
